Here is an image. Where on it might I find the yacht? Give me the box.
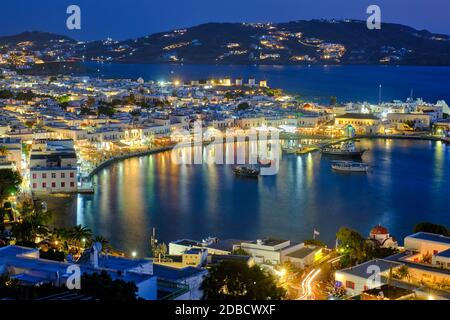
[331,161,369,172]
[321,142,366,158]
[233,166,260,178]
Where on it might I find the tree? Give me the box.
[201,260,286,300]
[303,239,327,247]
[153,242,167,262]
[69,225,93,246]
[80,271,138,300]
[90,235,110,252]
[394,265,410,281]
[236,102,250,111]
[0,169,22,203]
[232,248,250,255]
[56,95,71,104]
[336,227,398,268]
[413,222,449,236]
[97,105,116,117]
[11,200,51,245]
[15,90,36,101]
[0,90,14,99]
[421,252,432,264]
[0,146,8,156]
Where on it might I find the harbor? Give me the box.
[68,138,450,256]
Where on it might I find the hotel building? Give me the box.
[29,140,78,193]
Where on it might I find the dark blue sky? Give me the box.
[1,0,449,40]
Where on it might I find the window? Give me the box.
[61,173,65,178]
[70,172,75,178]
[70,182,75,187]
[61,182,65,188]
[32,173,36,179]
[42,173,47,179]
[346,281,355,289]
[52,173,56,179]
[32,183,37,189]
[52,182,56,188]
[42,183,47,188]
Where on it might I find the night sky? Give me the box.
[1,0,449,40]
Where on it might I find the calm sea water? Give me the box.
[74,139,450,256]
[83,63,450,103]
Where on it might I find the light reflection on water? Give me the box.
[75,139,450,255]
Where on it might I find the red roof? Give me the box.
[370,225,389,235]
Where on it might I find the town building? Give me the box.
[29,139,78,193]
[387,113,432,129]
[0,137,22,172]
[369,225,398,248]
[0,244,204,300]
[237,238,305,265]
[334,113,381,134]
[169,238,243,256]
[335,232,450,299]
[283,246,322,268]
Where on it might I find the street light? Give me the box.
[132,251,137,258]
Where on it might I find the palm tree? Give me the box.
[0,146,9,156]
[90,235,110,252]
[69,225,93,247]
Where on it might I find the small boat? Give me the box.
[233,166,260,178]
[321,142,366,158]
[331,161,369,172]
[257,158,273,167]
[282,146,297,154]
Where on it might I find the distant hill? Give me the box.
[0,31,75,45]
[2,20,450,65]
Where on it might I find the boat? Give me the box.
[233,166,260,178]
[257,158,273,167]
[321,142,366,158]
[331,161,369,172]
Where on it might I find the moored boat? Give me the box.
[233,166,260,178]
[321,142,366,158]
[331,160,369,172]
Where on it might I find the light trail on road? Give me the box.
[297,269,321,300]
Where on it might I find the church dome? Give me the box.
[370,225,389,235]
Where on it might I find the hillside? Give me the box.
[1,20,450,65]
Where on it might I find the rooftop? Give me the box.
[335,113,379,120]
[285,247,318,259]
[406,232,450,245]
[337,259,403,278]
[153,264,206,281]
[435,248,450,259]
[362,284,414,300]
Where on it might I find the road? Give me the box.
[297,254,341,300]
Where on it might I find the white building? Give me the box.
[29,140,78,193]
[335,232,450,298]
[0,137,22,172]
[387,113,431,129]
[369,225,398,249]
[238,238,305,265]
